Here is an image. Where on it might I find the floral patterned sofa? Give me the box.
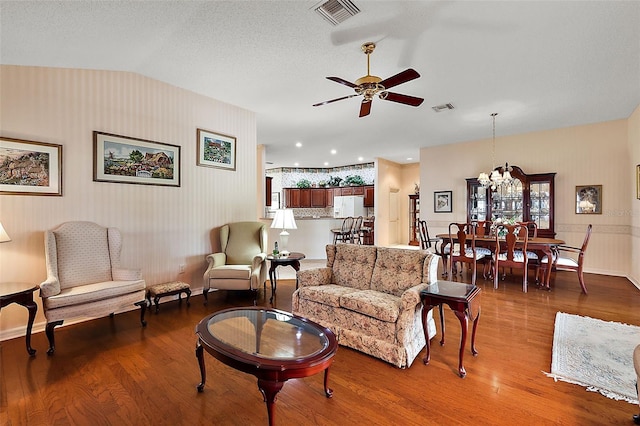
[292,244,439,368]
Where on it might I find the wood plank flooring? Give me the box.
[1,267,639,425]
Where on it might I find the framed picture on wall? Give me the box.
[434,190,453,213]
[637,164,640,200]
[196,128,236,170]
[575,185,602,214]
[93,131,180,187]
[0,137,63,196]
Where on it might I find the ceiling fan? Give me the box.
[313,42,424,117]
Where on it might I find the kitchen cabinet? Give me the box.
[300,189,311,207]
[466,165,556,238]
[265,176,272,207]
[326,188,334,207]
[364,185,374,207]
[409,194,420,246]
[311,189,325,207]
[284,188,300,208]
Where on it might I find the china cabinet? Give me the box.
[466,165,556,238]
[409,194,420,245]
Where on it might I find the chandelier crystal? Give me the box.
[478,113,512,190]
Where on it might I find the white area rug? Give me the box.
[545,312,639,404]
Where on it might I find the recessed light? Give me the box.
[331,149,337,155]
[407,157,413,161]
[324,162,329,166]
[295,142,302,148]
[294,162,299,167]
[358,156,364,161]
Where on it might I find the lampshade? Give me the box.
[271,209,297,230]
[0,222,11,243]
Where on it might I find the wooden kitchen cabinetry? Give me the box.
[265,177,272,207]
[283,185,375,208]
[466,165,556,238]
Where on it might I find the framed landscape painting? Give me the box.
[0,137,62,196]
[197,128,236,170]
[93,131,180,187]
[434,190,453,213]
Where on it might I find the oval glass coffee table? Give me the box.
[195,307,338,425]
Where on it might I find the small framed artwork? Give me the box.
[434,190,453,213]
[0,137,62,196]
[93,131,180,187]
[636,164,640,200]
[197,128,236,170]
[575,185,602,214]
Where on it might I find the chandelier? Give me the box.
[477,112,512,190]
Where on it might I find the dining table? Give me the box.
[435,233,565,289]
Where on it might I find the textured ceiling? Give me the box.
[1,1,639,169]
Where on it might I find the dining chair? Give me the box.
[492,223,529,292]
[418,220,440,251]
[331,216,355,244]
[361,216,375,245]
[351,216,364,244]
[537,224,592,294]
[447,222,486,286]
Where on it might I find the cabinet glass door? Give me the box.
[529,181,551,231]
[491,179,524,221]
[469,184,487,221]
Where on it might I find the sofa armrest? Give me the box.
[422,253,440,284]
[252,253,267,270]
[40,277,61,298]
[297,267,332,288]
[112,268,142,281]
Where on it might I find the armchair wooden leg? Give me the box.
[45,320,64,355]
[202,289,209,305]
[135,301,147,327]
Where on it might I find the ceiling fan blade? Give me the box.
[326,76,358,88]
[313,93,360,107]
[359,100,372,117]
[381,92,424,107]
[379,68,420,90]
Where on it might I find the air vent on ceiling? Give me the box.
[314,0,360,26]
[431,103,455,113]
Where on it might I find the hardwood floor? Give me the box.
[1,267,639,425]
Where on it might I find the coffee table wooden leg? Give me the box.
[454,310,469,378]
[196,339,206,392]
[257,379,284,426]
[324,367,333,398]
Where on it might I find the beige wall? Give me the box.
[373,159,420,247]
[420,116,637,282]
[0,66,258,337]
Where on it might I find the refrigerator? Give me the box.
[334,195,365,218]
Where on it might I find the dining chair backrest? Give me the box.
[494,223,529,292]
[475,220,492,237]
[517,221,538,238]
[418,220,431,249]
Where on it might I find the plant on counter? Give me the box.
[318,180,328,187]
[296,179,311,188]
[327,176,342,187]
[344,175,365,186]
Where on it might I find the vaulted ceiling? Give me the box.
[2,1,639,169]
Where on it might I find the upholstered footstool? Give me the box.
[147,281,191,314]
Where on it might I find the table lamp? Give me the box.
[0,222,11,243]
[271,209,297,256]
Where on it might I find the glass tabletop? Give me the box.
[421,280,477,299]
[204,308,329,360]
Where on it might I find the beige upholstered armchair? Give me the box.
[40,221,147,354]
[202,221,268,303]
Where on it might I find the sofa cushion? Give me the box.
[209,265,252,280]
[44,279,146,310]
[339,289,401,323]
[370,247,426,296]
[297,284,358,307]
[331,244,377,289]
